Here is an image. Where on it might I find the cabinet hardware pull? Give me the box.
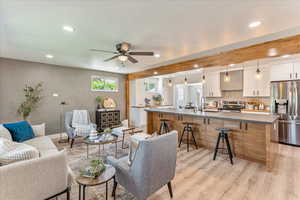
[245,123,248,130]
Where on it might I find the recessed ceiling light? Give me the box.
[281,54,291,58]
[248,21,261,28]
[193,64,199,68]
[62,25,75,32]
[45,54,54,59]
[229,64,235,67]
[153,71,158,75]
[268,48,278,57]
[154,53,160,58]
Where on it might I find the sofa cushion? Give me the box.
[24,136,58,157]
[31,123,45,137]
[3,121,35,142]
[0,137,39,165]
[0,125,12,141]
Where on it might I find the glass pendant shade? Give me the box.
[224,71,230,82]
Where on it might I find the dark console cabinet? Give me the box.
[96,109,121,132]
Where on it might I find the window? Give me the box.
[91,76,118,92]
[174,83,203,108]
[144,78,159,92]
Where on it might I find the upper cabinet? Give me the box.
[293,62,300,79]
[243,65,270,97]
[203,71,221,97]
[270,63,293,81]
[270,62,300,81]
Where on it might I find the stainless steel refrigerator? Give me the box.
[271,81,300,146]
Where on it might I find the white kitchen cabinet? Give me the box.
[270,63,295,81]
[293,61,300,80]
[243,65,270,97]
[203,71,221,97]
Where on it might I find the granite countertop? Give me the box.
[131,105,173,108]
[144,108,278,124]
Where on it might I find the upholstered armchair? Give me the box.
[65,111,95,148]
[107,130,178,200]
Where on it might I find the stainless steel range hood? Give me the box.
[220,70,243,91]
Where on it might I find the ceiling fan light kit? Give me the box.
[91,42,155,64]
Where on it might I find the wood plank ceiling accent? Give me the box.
[128,34,300,80]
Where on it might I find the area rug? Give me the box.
[54,137,135,200]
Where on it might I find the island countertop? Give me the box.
[144,108,278,124]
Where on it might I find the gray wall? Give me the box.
[0,58,126,135]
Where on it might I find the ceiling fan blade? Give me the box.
[104,55,119,62]
[127,55,138,63]
[90,49,118,54]
[128,52,154,56]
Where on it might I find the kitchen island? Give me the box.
[145,108,279,171]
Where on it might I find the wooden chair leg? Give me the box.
[70,138,75,148]
[167,182,173,198]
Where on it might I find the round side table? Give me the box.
[76,164,116,200]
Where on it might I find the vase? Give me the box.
[154,101,161,106]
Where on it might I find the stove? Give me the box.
[220,101,245,112]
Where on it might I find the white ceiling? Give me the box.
[2,0,300,74]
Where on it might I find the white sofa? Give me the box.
[0,125,73,200]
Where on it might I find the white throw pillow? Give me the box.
[0,124,12,141]
[0,137,40,165]
[31,123,45,137]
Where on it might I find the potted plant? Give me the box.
[80,159,106,179]
[95,96,103,109]
[152,94,163,105]
[17,83,43,120]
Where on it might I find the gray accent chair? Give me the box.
[64,111,95,148]
[107,130,178,200]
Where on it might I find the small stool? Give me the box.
[179,122,198,152]
[213,128,234,165]
[159,119,170,134]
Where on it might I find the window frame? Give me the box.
[91,75,119,92]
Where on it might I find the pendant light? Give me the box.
[184,76,188,85]
[256,60,261,79]
[224,67,230,82]
[202,74,206,83]
[168,79,172,87]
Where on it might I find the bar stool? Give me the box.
[159,119,170,134]
[179,122,198,152]
[213,128,234,165]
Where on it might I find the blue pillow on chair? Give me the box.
[3,121,35,142]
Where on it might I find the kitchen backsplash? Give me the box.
[206,90,270,105]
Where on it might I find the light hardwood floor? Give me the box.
[149,144,300,200]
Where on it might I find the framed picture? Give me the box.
[91,76,119,92]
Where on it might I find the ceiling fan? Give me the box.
[90,42,155,64]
